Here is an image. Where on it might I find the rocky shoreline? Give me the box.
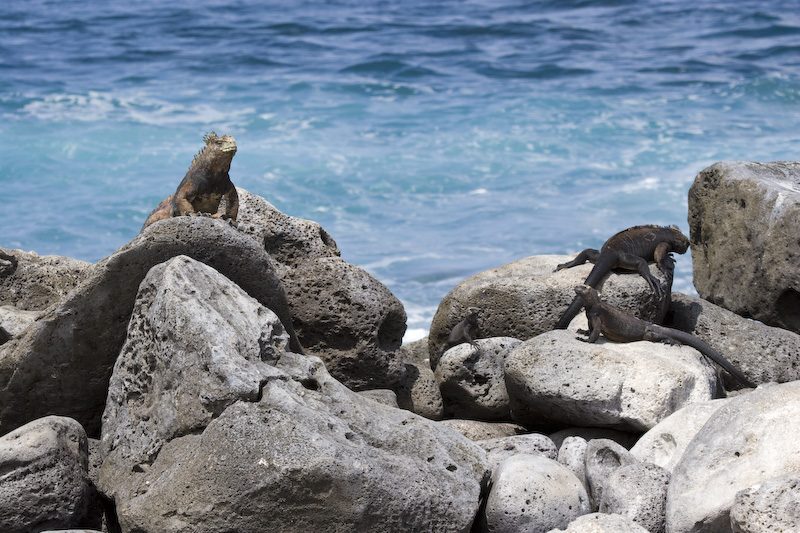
[1,161,799,532]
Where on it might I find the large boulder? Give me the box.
[98,255,488,532]
[668,292,800,388]
[583,439,638,511]
[599,462,670,533]
[0,216,296,437]
[428,255,674,368]
[666,381,800,532]
[549,513,651,533]
[237,190,407,391]
[0,416,98,532]
[435,337,521,420]
[504,330,717,432]
[477,433,558,470]
[0,247,91,311]
[481,454,590,533]
[688,161,800,333]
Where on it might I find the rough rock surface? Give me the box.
[558,436,589,492]
[548,512,651,533]
[599,462,670,533]
[505,330,717,432]
[437,419,527,441]
[395,359,444,419]
[0,216,296,437]
[0,247,91,310]
[550,427,640,450]
[730,474,800,533]
[98,255,488,532]
[0,416,97,532]
[428,254,674,368]
[630,399,729,472]
[435,337,520,420]
[584,439,638,511]
[666,382,800,532]
[688,161,800,333]
[482,454,590,533]
[477,433,558,470]
[668,292,800,388]
[237,189,407,392]
[0,305,41,343]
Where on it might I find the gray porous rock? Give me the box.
[688,161,800,334]
[730,474,800,533]
[482,454,590,533]
[0,305,41,343]
[0,416,98,533]
[437,419,527,441]
[547,512,651,533]
[237,189,408,392]
[558,436,589,492]
[584,439,638,512]
[599,462,670,533]
[0,216,296,438]
[505,330,717,432]
[357,389,399,408]
[478,433,558,471]
[666,381,800,533]
[395,359,444,420]
[98,255,487,533]
[630,399,729,473]
[0,247,91,310]
[668,292,800,388]
[428,254,674,368]
[435,336,521,420]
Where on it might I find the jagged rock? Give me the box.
[478,433,558,470]
[558,436,589,492]
[437,419,527,441]
[630,399,729,473]
[548,512,651,533]
[98,255,487,532]
[0,216,297,437]
[0,247,91,310]
[482,454,590,533]
[237,189,407,392]
[435,337,520,420]
[505,330,717,432]
[666,382,800,532]
[599,462,670,533]
[688,161,800,334]
[0,416,99,532]
[730,474,800,533]
[550,427,640,450]
[584,439,638,512]
[668,292,800,388]
[428,254,672,368]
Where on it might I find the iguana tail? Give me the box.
[666,328,756,388]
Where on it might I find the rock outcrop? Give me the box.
[98,255,488,532]
[688,161,800,334]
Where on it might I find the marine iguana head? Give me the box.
[466,307,481,322]
[191,132,237,174]
[669,225,690,253]
[574,285,598,304]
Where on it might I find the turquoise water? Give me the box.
[1,1,798,340]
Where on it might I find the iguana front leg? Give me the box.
[654,241,676,274]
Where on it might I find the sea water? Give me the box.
[1,0,798,341]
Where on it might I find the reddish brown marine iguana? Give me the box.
[574,285,755,388]
[553,225,689,329]
[141,132,239,231]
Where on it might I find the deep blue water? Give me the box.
[1,1,799,340]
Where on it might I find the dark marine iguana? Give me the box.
[437,307,482,359]
[574,285,755,388]
[141,132,239,231]
[553,225,689,329]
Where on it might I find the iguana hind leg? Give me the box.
[616,251,663,296]
[555,249,600,272]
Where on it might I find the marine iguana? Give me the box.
[553,225,689,329]
[141,132,239,231]
[574,285,755,388]
[438,307,482,359]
